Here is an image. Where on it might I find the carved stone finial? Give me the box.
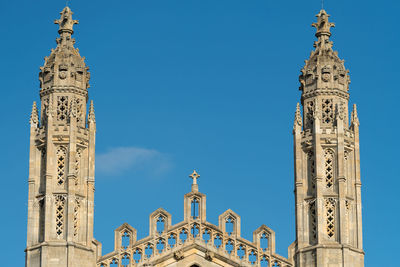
[54,6,78,34]
[294,102,302,130]
[189,170,200,185]
[30,101,39,126]
[351,104,360,126]
[88,100,96,123]
[190,170,200,192]
[312,9,335,38]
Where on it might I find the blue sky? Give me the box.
[0,0,399,265]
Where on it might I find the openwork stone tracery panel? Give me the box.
[325,198,336,239]
[324,149,335,188]
[55,195,66,239]
[57,96,69,121]
[56,146,67,186]
[322,99,334,125]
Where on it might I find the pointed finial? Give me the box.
[293,103,302,130]
[54,6,78,34]
[312,9,335,38]
[88,100,96,123]
[30,101,39,126]
[351,104,360,126]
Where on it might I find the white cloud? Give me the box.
[96,147,172,177]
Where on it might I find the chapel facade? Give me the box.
[25,6,365,267]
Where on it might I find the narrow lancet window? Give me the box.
[225,217,234,235]
[121,231,130,249]
[191,198,199,219]
[156,215,165,234]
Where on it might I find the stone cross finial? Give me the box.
[190,170,200,185]
[54,6,78,34]
[312,9,335,38]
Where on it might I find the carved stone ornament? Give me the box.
[205,250,214,261]
[321,65,332,82]
[173,249,184,261]
[59,64,68,79]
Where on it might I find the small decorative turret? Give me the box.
[30,101,39,126]
[351,104,360,127]
[88,100,96,123]
[293,103,302,132]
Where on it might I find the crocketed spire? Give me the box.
[39,6,90,96]
[299,10,350,95]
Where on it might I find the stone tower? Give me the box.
[25,7,100,267]
[292,10,364,266]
